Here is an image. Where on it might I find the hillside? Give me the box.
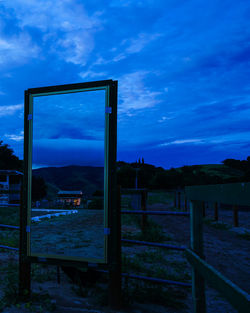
[32,162,246,199]
[33,165,104,196]
[197,164,245,178]
[176,164,244,179]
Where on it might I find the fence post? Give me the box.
[174,191,177,208]
[214,202,218,221]
[233,205,239,227]
[109,185,122,309]
[184,195,188,211]
[202,202,206,218]
[190,200,206,313]
[141,190,147,233]
[178,191,181,210]
[19,181,31,300]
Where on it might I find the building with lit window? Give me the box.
[57,190,83,207]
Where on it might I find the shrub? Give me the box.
[87,198,103,210]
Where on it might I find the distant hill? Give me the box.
[175,164,244,179]
[32,162,247,199]
[33,165,104,197]
[118,161,246,189]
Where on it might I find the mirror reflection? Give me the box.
[30,90,106,260]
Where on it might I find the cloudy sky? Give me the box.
[0,0,250,169]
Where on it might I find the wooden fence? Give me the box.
[2,186,249,311]
[120,188,191,288]
[185,182,250,313]
[172,188,247,227]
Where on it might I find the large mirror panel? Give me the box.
[30,89,106,261]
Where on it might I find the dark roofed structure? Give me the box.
[57,190,83,207]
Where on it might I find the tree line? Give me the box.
[0,141,47,201]
[1,141,250,200]
[117,157,250,189]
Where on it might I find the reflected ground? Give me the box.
[30,209,104,259]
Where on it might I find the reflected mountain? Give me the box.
[33,165,104,196]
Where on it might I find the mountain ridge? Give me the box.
[33,165,104,197]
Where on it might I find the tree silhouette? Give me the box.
[32,176,47,201]
[0,141,22,171]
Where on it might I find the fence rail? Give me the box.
[173,185,250,227]
[186,248,250,312]
[0,244,19,251]
[185,182,250,313]
[1,190,191,293]
[121,188,191,289]
[0,224,19,230]
[121,210,190,216]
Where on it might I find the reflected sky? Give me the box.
[32,90,105,168]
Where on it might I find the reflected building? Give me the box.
[57,190,83,207]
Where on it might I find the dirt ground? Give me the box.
[1,198,249,313]
[148,202,250,313]
[30,210,105,260]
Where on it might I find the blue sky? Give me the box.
[0,0,250,169]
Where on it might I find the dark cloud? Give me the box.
[47,125,102,141]
[32,142,104,167]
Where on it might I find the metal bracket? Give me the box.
[104,227,110,235]
[105,107,112,114]
[26,226,30,232]
[27,114,32,120]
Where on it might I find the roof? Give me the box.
[57,191,83,195]
[0,170,23,175]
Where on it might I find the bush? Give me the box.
[87,198,103,210]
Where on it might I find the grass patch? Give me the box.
[147,191,173,205]
[0,206,19,226]
[0,260,19,311]
[121,251,189,309]
[122,251,191,283]
[123,218,172,243]
[0,258,57,312]
[0,230,19,250]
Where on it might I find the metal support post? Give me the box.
[190,200,206,313]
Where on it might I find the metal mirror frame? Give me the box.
[21,80,117,267]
